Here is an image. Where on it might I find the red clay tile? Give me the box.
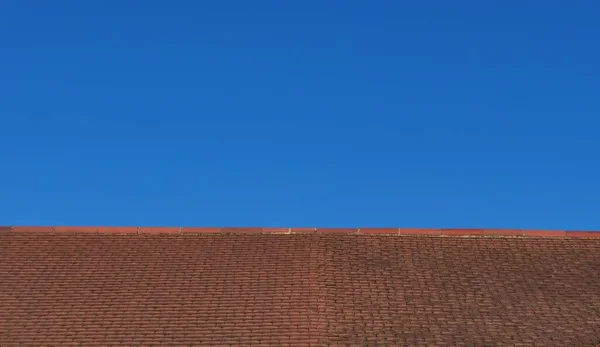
[399,228,442,236]
[12,226,54,233]
[138,227,180,234]
[442,228,484,236]
[0,226,12,232]
[55,226,98,233]
[290,228,316,234]
[263,228,290,234]
[2,226,600,347]
[523,230,566,237]
[566,231,600,238]
[317,228,357,234]
[0,229,600,347]
[482,229,524,236]
[359,228,399,235]
[97,226,138,234]
[221,227,263,234]
[180,227,221,234]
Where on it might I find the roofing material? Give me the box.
[1,226,599,346]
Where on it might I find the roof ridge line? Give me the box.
[2,226,600,239]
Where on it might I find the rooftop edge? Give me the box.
[1,226,599,239]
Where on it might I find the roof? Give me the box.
[1,226,600,346]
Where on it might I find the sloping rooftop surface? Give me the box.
[1,226,600,346]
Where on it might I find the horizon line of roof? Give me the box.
[2,226,600,239]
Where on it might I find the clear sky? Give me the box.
[1,1,599,230]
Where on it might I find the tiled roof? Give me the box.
[1,226,599,346]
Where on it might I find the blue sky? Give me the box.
[1,1,599,230]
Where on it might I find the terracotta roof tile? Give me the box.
[316,227,357,234]
[442,228,484,236]
[180,226,221,234]
[138,226,180,234]
[97,226,138,234]
[523,229,566,237]
[567,231,600,238]
[221,227,262,234]
[1,226,599,346]
[54,226,98,233]
[263,227,290,234]
[11,226,54,233]
[399,227,442,235]
[358,227,399,235]
[482,228,524,236]
[290,227,316,234]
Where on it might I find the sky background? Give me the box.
[1,1,599,230]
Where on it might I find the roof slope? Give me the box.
[1,227,600,346]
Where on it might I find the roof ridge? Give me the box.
[2,226,600,239]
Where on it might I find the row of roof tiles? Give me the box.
[1,226,599,238]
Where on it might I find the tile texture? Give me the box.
[1,232,599,346]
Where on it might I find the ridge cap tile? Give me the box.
[138,227,180,234]
[4,226,600,239]
[359,228,399,235]
[399,228,442,235]
[221,227,262,234]
[55,226,98,233]
[482,229,524,236]
[523,229,566,237]
[565,231,600,238]
[263,227,291,234]
[442,228,484,236]
[290,227,316,233]
[317,228,358,234]
[97,226,139,234]
[12,226,54,233]
[180,227,221,234]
